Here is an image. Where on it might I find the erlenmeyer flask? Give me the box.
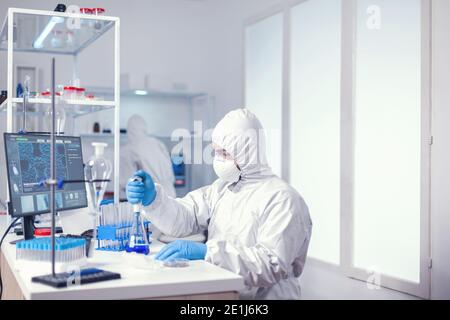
[125,209,150,255]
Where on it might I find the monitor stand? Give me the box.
[22,216,35,240]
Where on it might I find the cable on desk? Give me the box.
[0,217,20,300]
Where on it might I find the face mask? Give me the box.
[213,157,241,183]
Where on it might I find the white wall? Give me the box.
[430,0,450,300]
[201,0,285,119]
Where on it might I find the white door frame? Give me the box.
[341,0,432,299]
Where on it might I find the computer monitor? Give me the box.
[4,133,88,219]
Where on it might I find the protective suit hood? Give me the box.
[127,115,148,144]
[211,108,273,181]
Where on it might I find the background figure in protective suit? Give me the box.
[127,108,312,299]
[120,115,176,200]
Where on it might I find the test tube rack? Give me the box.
[16,237,86,262]
[96,221,151,252]
[15,236,88,273]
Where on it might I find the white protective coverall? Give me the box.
[120,115,176,199]
[143,109,312,299]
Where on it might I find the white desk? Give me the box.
[0,232,244,300]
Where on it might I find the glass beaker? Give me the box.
[44,96,66,135]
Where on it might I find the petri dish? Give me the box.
[163,258,190,268]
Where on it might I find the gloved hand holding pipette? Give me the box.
[126,170,156,206]
[126,171,206,261]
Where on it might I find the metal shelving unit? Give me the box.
[1,7,121,204]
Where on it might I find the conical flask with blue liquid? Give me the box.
[125,176,150,255]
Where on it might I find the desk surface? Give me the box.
[1,225,244,300]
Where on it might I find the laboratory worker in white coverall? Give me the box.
[126,108,312,299]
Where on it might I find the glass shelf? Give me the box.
[0,8,116,55]
[89,86,208,99]
[0,98,115,117]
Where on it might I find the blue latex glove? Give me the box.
[155,240,207,261]
[126,170,157,206]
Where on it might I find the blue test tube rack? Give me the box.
[96,221,151,252]
[16,237,86,263]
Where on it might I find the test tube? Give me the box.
[105,205,110,226]
[26,241,30,261]
[122,203,127,227]
[55,243,59,263]
[33,241,37,260]
[114,203,119,227]
[109,204,114,226]
[62,240,66,263]
[100,205,105,226]
[65,242,69,263]
[123,202,127,225]
[16,242,20,260]
[16,242,21,260]
[103,205,108,226]
[27,241,31,261]
[27,241,32,261]
[111,204,115,227]
[119,202,123,227]
[69,240,73,261]
[67,241,71,262]
[37,243,41,261]
[82,240,86,259]
[35,241,38,261]
[120,204,125,239]
[104,204,110,226]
